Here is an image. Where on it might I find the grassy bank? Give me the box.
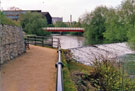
[62,50,135,91]
[62,50,96,91]
[62,51,77,91]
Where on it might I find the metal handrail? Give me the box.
[56,38,64,91]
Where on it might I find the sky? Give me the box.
[1,0,123,22]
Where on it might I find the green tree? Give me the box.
[81,6,108,44]
[69,21,83,36]
[127,25,135,49]
[120,0,135,50]
[0,11,20,26]
[54,21,67,27]
[103,8,128,43]
[19,12,50,36]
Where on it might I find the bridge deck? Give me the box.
[43,27,84,32]
[0,45,57,91]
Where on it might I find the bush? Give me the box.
[83,59,135,91]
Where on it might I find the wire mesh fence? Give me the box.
[119,54,135,91]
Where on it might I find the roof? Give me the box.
[41,12,51,17]
[3,10,41,12]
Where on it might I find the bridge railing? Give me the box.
[56,38,64,91]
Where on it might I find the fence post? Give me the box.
[35,36,37,45]
[28,36,29,45]
[42,37,44,47]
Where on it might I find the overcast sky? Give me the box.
[1,0,123,22]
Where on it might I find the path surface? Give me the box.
[0,45,57,91]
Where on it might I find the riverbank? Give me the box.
[62,50,96,91]
[62,49,135,91]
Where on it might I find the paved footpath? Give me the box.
[0,45,57,91]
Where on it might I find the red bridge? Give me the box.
[43,27,84,32]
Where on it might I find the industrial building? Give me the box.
[3,10,52,24]
[52,17,63,24]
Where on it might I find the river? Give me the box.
[53,35,135,66]
[53,35,135,78]
[53,35,85,49]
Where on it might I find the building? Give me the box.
[52,17,63,24]
[41,12,52,24]
[3,10,52,24]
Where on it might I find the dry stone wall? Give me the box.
[0,25,25,64]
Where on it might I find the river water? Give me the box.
[53,35,135,77]
[53,35,85,49]
[53,35,135,65]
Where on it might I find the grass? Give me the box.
[67,61,92,74]
[67,61,97,91]
[62,50,96,91]
[62,51,77,91]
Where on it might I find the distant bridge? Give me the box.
[43,27,84,32]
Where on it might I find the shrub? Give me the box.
[83,59,135,91]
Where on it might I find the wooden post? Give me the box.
[28,36,29,45]
[42,37,44,47]
[35,36,37,45]
[52,37,53,47]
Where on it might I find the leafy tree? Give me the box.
[103,8,128,43]
[127,25,135,49]
[19,12,50,36]
[120,0,135,50]
[69,21,83,36]
[81,6,108,44]
[120,0,135,25]
[80,0,135,47]
[54,21,67,27]
[0,11,20,26]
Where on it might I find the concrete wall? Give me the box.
[0,25,25,64]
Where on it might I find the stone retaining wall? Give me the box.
[0,25,25,64]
